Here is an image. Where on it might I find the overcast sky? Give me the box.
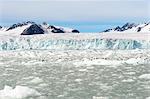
[0,0,149,32]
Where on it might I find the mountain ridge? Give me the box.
[102,22,150,33]
[0,21,80,35]
[0,21,150,35]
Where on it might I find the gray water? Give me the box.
[0,51,150,99]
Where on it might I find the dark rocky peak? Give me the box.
[48,25,57,29]
[137,27,142,32]
[145,22,150,26]
[42,22,48,26]
[21,24,44,35]
[114,26,122,31]
[121,23,137,31]
[102,22,138,32]
[0,26,2,29]
[47,25,64,33]
[136,22,150,32]
[47,25,80,33]
[102,29,113,32]
[72,29,80,33]
[24,21,35,25]
[51,29,64,33]
[6,21,35,31]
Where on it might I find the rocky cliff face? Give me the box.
[21,24,44,35]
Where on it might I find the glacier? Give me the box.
[0,36,149,50]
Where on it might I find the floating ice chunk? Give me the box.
[0,85,41,99]
[22,76,35,80]
[23,60,44,65]
[73,59,122,66]
[122,79,134,82]
[93,96,108,99]
[78,69,87,72]
[28,77,43,84]
[146,97,150,99]
[125,58,145,65]
[123,72,136,75]
[86,66,94,69]
[125,58,138,64]
[57,94,65,98]
[139,74,150,80]
[38,83,48,87]
[75,79,82,82]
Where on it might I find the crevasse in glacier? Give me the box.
[0,37,149,50]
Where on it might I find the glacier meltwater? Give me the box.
[0,35,150,50]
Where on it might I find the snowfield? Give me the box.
[0,33,149,99]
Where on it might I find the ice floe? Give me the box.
[28,77,43,84]
[139,74,150,80]
[0,85,41,99]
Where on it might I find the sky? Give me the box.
[0,0,149,32]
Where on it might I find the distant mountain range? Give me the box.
[0,21,150,35]
[102,22,150,33]
[0,21,80,35]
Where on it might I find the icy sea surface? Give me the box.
[0,50,150,99]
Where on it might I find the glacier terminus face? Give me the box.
[0,35,149,50]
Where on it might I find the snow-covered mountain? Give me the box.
[0,21,149,50]
[1,21,150,35]
[0,21,80,35]
[102,22,150,33]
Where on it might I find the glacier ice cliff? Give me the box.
[0,36,149,50]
